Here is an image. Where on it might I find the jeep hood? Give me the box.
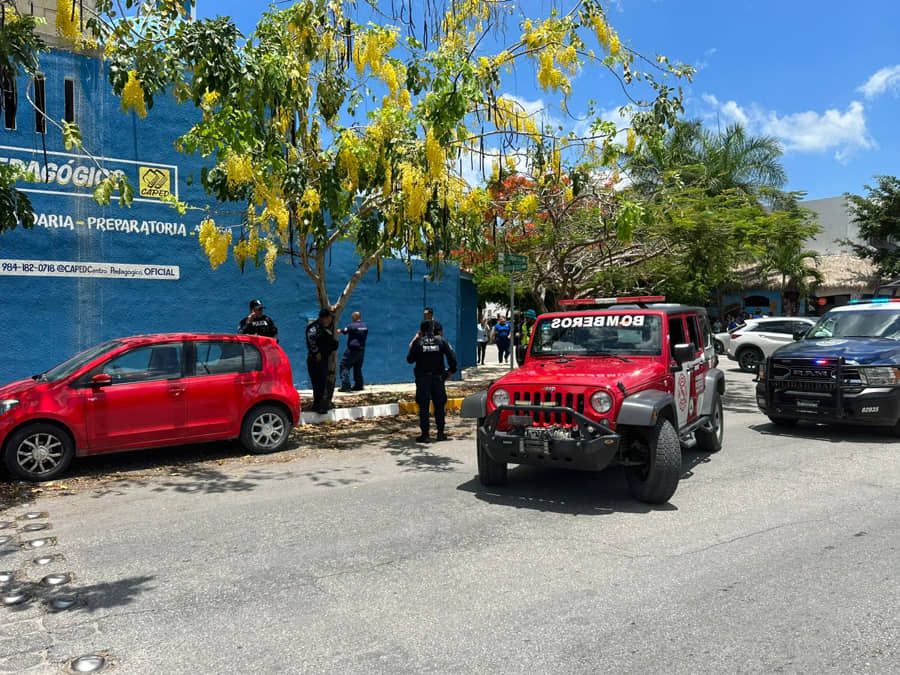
[493,357,667,392]
[773,337,900,365]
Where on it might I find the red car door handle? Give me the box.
[170,387,185,397]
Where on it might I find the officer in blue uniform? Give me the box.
[306,308,339,414]
[338,310,369,392]
[406,320,457,442]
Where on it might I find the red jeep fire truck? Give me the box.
[461,297,725,504]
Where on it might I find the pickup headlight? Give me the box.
[0,399,19,415]
[491,388,510,407]
[858,366,900,386]
[590,391,613,413]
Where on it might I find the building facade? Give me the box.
[1,36,475,385]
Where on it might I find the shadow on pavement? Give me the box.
[722,386,759,415]
[681,449,714,480]
[749,421,900,444]
[1,574,155,616]
[457,466,678,516]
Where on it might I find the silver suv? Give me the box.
[727,317,816,371]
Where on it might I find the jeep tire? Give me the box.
[737,346,764,372]
[695,396,724,453]
[626,418,681,504]
[477,424,507,486]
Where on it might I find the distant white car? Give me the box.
[726,317,817,371]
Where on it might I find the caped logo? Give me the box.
[138,167,171,198]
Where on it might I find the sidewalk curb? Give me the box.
[300,398,465,425]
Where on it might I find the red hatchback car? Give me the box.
[0,333,301,481]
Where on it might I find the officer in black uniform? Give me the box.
[306,308,339,414]
[238,299,278,339]
[338,310,369,392]
[406,320,457,442]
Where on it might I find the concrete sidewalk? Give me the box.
[298,344,516,423]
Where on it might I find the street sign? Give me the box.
[498,253,527,273]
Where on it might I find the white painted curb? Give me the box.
[300,403,400,425]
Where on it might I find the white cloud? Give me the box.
[702,94,875,162]
[858,65,900,99]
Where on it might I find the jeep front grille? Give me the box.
[510,389,586,425]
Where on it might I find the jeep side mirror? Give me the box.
[90,373,113,387]
[672,342,695,365]
[793,330,807,341]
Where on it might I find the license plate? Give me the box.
[541,401,557,407]
[796,399,819,410]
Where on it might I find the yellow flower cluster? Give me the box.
[338,134,360,191]
[262,194,290,235]
[223,153,254,190]
[56,0,80,41]
[198,218,232,270]
[399,162,429,221]
[201,90,220,109]
[3,6,19,24]
[121,71,148,118]
[591,13,621,56]
[537,51,569,94]
[299,186,321,216]
[517,194,539,217]
[626,128,636,154]
[353,27,399,77]
[233,228,260,267]
[425,129,445,183]
[263,241,279,282]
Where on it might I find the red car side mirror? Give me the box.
[90,373,113,387]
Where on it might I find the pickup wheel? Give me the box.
[737,346,764,372]
[476,423,507,486]
[4,423,74,482]
[767,415,798,428]
[626,418,681,504]
[695,397,724,453]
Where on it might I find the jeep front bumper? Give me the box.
[479,405,621,471]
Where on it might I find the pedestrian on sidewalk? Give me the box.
[407,320,457,443]
[238,299,278,339]
[476,317,489,365]
[423,307,443,336]
[306,308,339,414]
[492,315,511,363]
[338,311,368,392]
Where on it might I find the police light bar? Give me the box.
[848,298,900,304]
[558,295,666,308]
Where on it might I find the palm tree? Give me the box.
[629,121,787,205]
[763,239,822,316]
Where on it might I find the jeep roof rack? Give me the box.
[558,295,666,309]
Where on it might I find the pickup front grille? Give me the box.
[511,389,586,425]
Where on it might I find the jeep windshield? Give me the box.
[530,314,662,357]
[806,308,900,340]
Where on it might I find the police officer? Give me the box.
[338,310,368,392]
[306,308,339,414]
[407,320,457,443]
[423,307,443,336]
[239,299,278,339]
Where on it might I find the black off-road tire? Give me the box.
[767,415,798,428]
[695,397,724,453]
[626,418,681,504]
[4,423,75,482]
[240,405,291,454]
[737,347,764,373]
[476,425,507,486]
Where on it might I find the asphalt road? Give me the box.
[1,368,898,673]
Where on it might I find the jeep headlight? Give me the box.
[590,391,613,414]
[0,399,19,415]
[491,388,510,407]
[858,366,900,386]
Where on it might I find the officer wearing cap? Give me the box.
[407,320,457,442]
[238,299,278,339]
[306,308,339,414]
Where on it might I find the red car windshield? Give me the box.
[36,341,123,382]
[530,314,663,357]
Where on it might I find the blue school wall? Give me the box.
[0,50,474,386]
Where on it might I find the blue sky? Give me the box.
[200,1,900,200]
